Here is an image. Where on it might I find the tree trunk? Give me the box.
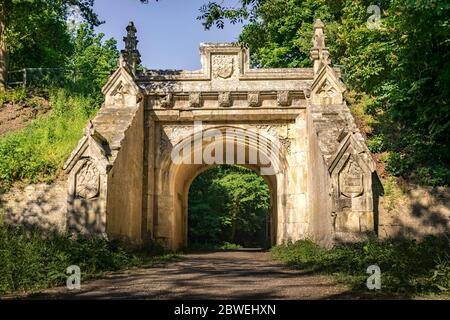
[231,201,238,243]
[0,2,8,90]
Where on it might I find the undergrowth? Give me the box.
[271,236,450,297]
[0,224,177,295]
[0,87,98,190]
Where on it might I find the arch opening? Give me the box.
[187,165,274,250]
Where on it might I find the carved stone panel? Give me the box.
[248,92,261,107]
[75,160,100,199]
[277,91,291,107]
[160,93,173,108]
[212,55,235,79]
[189,92,202,108]
[317,79,338,104]
[112,82,132,106]
[218,92,231,107]
[339,156,364,198]
[279,137,292,154]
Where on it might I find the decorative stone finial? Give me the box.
[313,18,325,30]
[310,19,331,74]
[312,19,326,49]
[121,21,141,76]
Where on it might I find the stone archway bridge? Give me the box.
[63,20,378,250]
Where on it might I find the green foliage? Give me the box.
[239,0,331,68]
[0,224,173,295]
[26,95,47,110]
[220,242,243,250]
[1,0,102,70]
[367,135,385,153]
[10,87,27,104]
[68,24,119,95]
[187,242,243,251]
[188,165,270,248]
[415,166,450,188]
[0,20,119,189]
[382,177,402,212]
[386,152,411,177]
[4,1,72,71]
[271,236,450,296]
[0,88,96,190]
[0,90,7,105]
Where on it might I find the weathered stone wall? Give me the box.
[378,184,450,239]
[106,103,145,243]
[2,179,447,242]
[0,180,67,233]
[306,107,333,247]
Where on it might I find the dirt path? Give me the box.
[0,102,47,136]
[15,251,357,300]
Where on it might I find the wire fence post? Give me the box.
[23,68,27,88]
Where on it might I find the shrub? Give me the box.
[367,135,385,153]
[415,166,450,187]
[26,96,48,111]
[271,236,450,296]
[188,242,243,251]
[0,225,173,295]
[386,152,411,176]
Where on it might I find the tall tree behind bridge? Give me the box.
[0,0,102,89]
[0,2,7,90]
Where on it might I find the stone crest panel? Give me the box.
[212,55,236,79]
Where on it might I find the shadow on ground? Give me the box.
[6,251,407,300]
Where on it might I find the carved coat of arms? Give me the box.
[340,157,364,198]
[75,160,100,199]
[212,55,235,79]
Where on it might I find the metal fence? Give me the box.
[7,68,110,88]
[8,68,75,88]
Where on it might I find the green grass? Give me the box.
[0,90,8,106]
[271,236,450,297]
[0,88,97,190]
[188,242,243,251]
[0,224,179,296]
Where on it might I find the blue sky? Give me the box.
[93,0,245,70]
